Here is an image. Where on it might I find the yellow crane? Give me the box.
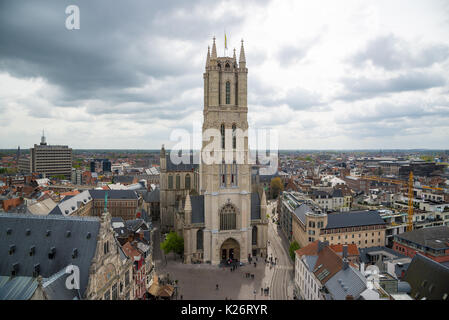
[363,171,443,232]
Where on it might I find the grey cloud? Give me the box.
[350,34,449,70]
[249,78,324,110]
[0,0,248,107]
[339,71,446,101]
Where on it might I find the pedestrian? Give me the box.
[216,284,219,290]
[254,262,256,268]
[180,295,183,300]
[261,288,263,295]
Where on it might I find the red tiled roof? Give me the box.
[329,244,359,256]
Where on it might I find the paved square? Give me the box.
[157,258,275,300]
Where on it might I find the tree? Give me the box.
[160,231,184,259]
[289,241,300,261]
[270,177,284,199]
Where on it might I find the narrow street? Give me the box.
[267,202,295,300]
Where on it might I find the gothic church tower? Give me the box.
[200,37,252,264]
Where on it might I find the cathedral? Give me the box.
[160,37,268,265]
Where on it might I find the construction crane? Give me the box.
[362,171,443,232]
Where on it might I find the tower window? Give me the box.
[231,161,238,186]
[220,160,226,187]
[221,124,225,149]
[176,174,180,189]
[252,226,258,245]
[232,124,236,149]
[185,174,191,190]
[226,82,231,104]
[168,175,173,189]
[197,229,203,250]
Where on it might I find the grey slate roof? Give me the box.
[324,210,385,229]
[89,189,138,200]
[191,195,204,224]
[325,266,367,300]
[142,188,160,203]
[293,203,313,224]
[166,153,199,172]
[303,255,318,270]
[359,246,408,264]
[332,189,343,198]
[404,253,449,300]
[42,267,80,300]
[0,213,100,298]
[113,175,135,184]
[394,226,449,250]
[0,276,38,300]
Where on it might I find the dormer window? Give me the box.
[48,247,56,259]
[29,246,36,256]
[33,264,40,277]
[11,263,19,276]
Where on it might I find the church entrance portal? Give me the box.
[220,238,240,262]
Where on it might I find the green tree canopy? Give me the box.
[160,231,184,256]
[270,177,284,199]
[289,241,300,261]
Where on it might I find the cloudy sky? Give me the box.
[1,0,449,150]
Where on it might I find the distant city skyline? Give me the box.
[1,0,449,149]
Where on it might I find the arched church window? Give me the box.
[185,174,191,190]
[232,124,236,149]
[168,175,173,189]
[226,82,231,104]
[176,174,180,190]
[221,124,225,149]
[220,204,236,230]
[197,229,203,250]
[252,226,258,245]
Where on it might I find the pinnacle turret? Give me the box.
[211,36,217,60]
[206,46,210,67]
[239,39,246,64]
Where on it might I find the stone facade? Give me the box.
[84,212,135,300]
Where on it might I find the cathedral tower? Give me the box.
[200,37,252,265]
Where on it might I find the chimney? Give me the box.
[342,245,348,259]
[318,240,329,253]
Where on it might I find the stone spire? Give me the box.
[261,188,267,207]
[211,36,217,60]
[184,191,192,225]
[184,191,192,212]
[206,46,210,68]
[239,39,246,66]
[233,48,236,61]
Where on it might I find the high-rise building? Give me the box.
[102,160,111,172]
[19,131,72,178]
